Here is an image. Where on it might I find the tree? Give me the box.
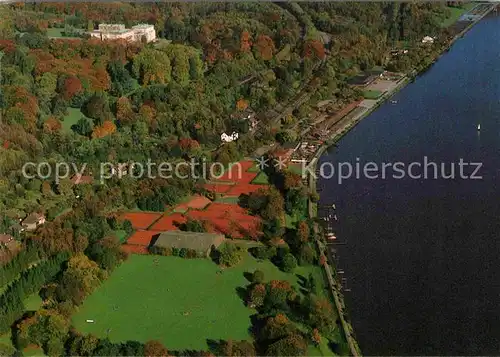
[236,98,249,111]
[252,269,265,284]
[116,97,134,123]
[72,117,93,137]
[56,254,103,305]
[92,120,116,139]
[280,253,297,273]
[261,313,295,341]
[16,309,70,356]
[43,117,62,133]
[61,76,83,101]
[265,333,307,356]
[307,296,337,334]
[217,243,242,267]
[297,221,310,243]
[247,283,266,308]
[254,35,275,60]
[132,48,172,85]
[144,340,168,357]
[83,94,111,122]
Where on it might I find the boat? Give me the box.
[391,100,398,104]
[477,124,481,131]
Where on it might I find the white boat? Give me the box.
[477,124,481,131]
[391,100,398,104]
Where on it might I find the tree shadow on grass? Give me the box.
[296,273,309,295]
[243,271,253,282]
[235,286,248,305]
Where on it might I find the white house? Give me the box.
[21,213,46,231]
[422,36,434,44]
[89,24,156,43]
[221,132,239,143]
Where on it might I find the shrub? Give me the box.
[218,243,243,267]
[281,253,297,273]
[252,269,265,284]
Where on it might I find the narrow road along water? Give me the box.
[318,13,500,356]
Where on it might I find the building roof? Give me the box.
[152,231,225,251]
[0,234,13,244]
[23,213,44,225]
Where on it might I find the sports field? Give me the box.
[73,254,324,351]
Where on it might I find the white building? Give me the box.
[221,132,239,143]
[89,24,156,43]
[422,36,434,44]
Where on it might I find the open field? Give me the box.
[61,108,87,133]
[362,89,382,100]
[251,171,270,185]
[439,4,476,28]
[73,254,325,351]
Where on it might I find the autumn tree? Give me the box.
[115,96,134,123]
[60,75,83,101]
[253,35,275,60]
[132,48,172,85]
[307,296,337,334]
[144,340,168,357]
[91,120,116,139]
[247,283,266,308]
[43,117,62,134]
[236,98,249,111]
[240,31,252,53]
[16,309,70,355]
[56,254,104,306]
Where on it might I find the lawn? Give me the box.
[73,254,325,351]
[214,196,240,204]
[362,89,382,100]
[439,4,476,28]
[61,108,87,133]
[251,171,270,185]
[113,230,129,244]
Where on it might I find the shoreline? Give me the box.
[305,4,496,356]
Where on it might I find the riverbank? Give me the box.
[304,4,496,356]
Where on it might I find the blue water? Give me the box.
[318,15,500,355]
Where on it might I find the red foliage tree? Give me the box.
[240,31,252,53]
[254,35,275,61]
[62,76,83,100]
[304,40,326,60]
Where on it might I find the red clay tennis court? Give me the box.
[149,213,187,231]
[126,230,162,246]
[174,195,211,212]
[226,184,267,196]
[121,244,149,255]
[121,212,162,230]
[203,183,233,194]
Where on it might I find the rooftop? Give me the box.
[152,231,225,251]
[0,234,13,244]
[23,213,44,225]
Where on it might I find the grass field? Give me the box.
[113,230,128,243]
[439,4,476,28]
[73,254,325,351]
[362,89,382,100]
[62,108,87,133]
[251,171,270,185]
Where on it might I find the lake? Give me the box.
[318,14,500,355]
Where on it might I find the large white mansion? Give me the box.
[89,24,156,43]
